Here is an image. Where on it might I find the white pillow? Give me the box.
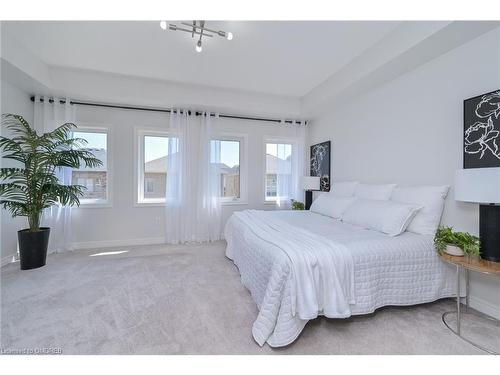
[341,199,421,236]
[310,194,357,219]
[390,185,450,235]
[331,181,358,197]
[355,183,396,200]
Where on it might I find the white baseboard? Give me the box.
[469,295,500,320]
[1,253,18,267]
[71,237,166,250]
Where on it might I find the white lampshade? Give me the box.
[455,167,500,203]
[302,176,320,191]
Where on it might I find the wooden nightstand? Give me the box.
[439,253,500,354]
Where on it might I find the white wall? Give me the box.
[0,80,34,262]
[68,105,304,248]
[48,67,301,119]
[307,27,500,318]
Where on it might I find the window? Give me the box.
[72,130,109,204]
[210,137,244,203]
[136,130,246,205]
[265,142,293,202]
[137,132,170,204]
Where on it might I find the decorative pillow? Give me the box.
[331,181,358,197]
[310,194,357,219]
[355,183,396,200]
[390,185,450,235]
[341,199,421,236]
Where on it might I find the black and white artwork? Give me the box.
[310,141,330,191]
[464,89,500,168]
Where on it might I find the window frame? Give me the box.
[134,128,172,207]
[263,137,298,205]
[211,133,248,205]
[72,125,112,208]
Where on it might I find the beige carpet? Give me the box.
[1,241,498,354]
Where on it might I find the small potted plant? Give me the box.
[434,226,481,257]
[0,114,102,270]
[291,200,305,210]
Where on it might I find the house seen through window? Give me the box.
[142,135,169,201]
[265,142,292,201]
[211,140,240,200]
[72,131,108,203]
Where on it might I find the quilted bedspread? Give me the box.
[224,210,456,347]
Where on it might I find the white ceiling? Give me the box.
[3,21,400,97]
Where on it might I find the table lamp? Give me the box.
[455,167,500,262]
[302,176,320,210]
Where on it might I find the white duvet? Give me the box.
[234,210,355,320]
[224,210,456,347]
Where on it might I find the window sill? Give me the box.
[134,200,247,207]
[76,202,112,209]
[263,200,293,206]
[221,201,248,206]
[134,201,166,208]
[263,200,277,205]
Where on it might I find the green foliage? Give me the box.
[434,226,481,256]
[0,114,103,232]
[291,200,305,210]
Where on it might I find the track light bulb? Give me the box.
[160,21,167,30]
[196,40,202,53]
[226,32,233,40]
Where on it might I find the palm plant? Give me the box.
[0,113,102,232]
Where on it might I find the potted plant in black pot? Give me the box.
[0,114,102,270]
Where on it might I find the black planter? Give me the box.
[17,227,50,270]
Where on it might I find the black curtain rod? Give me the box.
[30,97,306,125]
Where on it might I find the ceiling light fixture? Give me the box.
[160,20,233,52]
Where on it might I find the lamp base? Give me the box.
[480,204,500,262]
[305,190,313,210]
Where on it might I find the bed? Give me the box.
[224,209,456,347]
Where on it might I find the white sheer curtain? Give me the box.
[164,110,222,244]
[275,120,306,207]
[196,112,222,241]
[276,143,292,207]
[292,121,306,203]
[164,109,195,244]
[34,95,75,253]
